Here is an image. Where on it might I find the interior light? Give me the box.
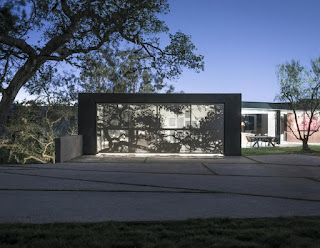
[97,153,224,158]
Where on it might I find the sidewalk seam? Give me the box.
[200,163,219,175]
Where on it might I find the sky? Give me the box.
[159,0,320,101]
[14,0,320,102]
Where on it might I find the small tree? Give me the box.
[276,58,320,151]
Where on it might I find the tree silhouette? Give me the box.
[97,104,224,154]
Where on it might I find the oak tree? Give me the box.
[79,48,175,93]
[0,0,204,131]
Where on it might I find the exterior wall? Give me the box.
[267,112,276,138]
[79,93,242,156]
[286,113,320,143]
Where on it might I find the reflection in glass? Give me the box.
[159,104,190,129]
[97,129,129,153]
[191,105,224,129]
[97,103,224,154]
[129,105,159,129]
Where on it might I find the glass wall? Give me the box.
[97,103,224,154]
[241,114,269,135]
[241,110,277,147]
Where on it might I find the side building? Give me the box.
[241,101,320,147]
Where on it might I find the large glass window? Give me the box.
[241,114,269,135]
[241,111,278,148]
[97,103,224,154]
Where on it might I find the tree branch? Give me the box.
[60,0,73,18]
[0,35,37,57]
[0,56,10,89]
[286,115,301,140]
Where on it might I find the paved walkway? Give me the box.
[0,154,319,223]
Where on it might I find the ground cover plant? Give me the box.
[242,145,320,157]
[0,66,77,164]
[0,216,320,248]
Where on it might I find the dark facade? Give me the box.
[78,93,241,156]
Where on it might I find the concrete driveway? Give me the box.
[0,154,320,223]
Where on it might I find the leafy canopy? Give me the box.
[0,0,204,95]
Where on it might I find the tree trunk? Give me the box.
[0,58,44,134]
[302,138,311,152]
[0,93,15,135]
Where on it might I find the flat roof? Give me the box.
[242,101,290,110]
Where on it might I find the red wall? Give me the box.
[287,113,320,143]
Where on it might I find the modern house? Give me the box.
[55,93,320,162]
[65,93,320,162]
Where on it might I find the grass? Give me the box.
[0,216,320,248]
[242,145,320,157]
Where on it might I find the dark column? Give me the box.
[224,94,242,156]
[276,110,281,144]
[78,94,97,155]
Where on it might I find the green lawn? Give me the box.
[242,145,320,157]
[0,216,320,248]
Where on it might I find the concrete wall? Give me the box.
[55,135,83,163]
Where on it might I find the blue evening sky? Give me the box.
[162,0,320,101]
[15,0,320,102]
